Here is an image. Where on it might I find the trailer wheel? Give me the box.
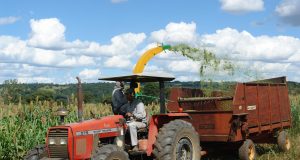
[23,144,47,160]
[277,131,291,152]
[92,144,129,160]
[153,119,201,160]
[238,139,256,160]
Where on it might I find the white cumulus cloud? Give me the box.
[79,68,101,80]
[17,77,54,83]
[176,75,200,82]
[26,18,147,56]
[0,36,96,68]
[143,65,163,72]
[88,33,146,56]
[28,18,67,50]
[150,22,197,45]
[201,28,300,62]
[220,0,264,13]
[0,17,148,83]
[65,32,146,57]
[148,22,300,82]
[252,62,291,73]
[104,56,132,68]
[275,0,300,26]
[167,60,199,73]
[0,18,145,69]
[0,16,20,25]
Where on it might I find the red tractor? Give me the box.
[25,74,292,160]
[24,73,201,160]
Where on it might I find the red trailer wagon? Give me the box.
[167,76,292,159]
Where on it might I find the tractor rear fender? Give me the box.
[146,113,191,156]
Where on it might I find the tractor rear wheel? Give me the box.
[23,144,47,160]
[153,119,201,160]
[238,139,256,160]
[277,131,291,152]
[92,144,129,160]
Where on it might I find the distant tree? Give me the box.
[33,88,55,101]
[140,82,160,105]
[1,79,24,104]
[83,91,94,103]
[55,94,68,105]
[102,95,112,104]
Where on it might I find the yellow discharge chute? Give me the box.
[133,44,171,93]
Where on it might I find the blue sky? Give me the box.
[1,0,300,83]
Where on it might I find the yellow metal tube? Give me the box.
[133,46,164,74]
[133,46,169,93]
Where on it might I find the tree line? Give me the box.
[0,80,114,105]
[1,79,300,105]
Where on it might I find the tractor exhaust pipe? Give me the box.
[76,77,84,122]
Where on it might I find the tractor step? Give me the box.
[128,150,146,156]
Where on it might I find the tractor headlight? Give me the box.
[60,138,67,145]
[49,138,56,145]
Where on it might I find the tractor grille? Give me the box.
[48,128,69,158]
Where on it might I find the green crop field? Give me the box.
[0,96,299,159]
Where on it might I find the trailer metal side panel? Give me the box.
[244,85,258,127]
[257,86,270,126]
[233,78,291,135]
[187,112,232,142]
[279,85,291,122]
[270,86,281,124]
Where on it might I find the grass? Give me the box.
[0,96,299,159]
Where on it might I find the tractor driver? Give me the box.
[111,81,128,116]
[124,88,147,151]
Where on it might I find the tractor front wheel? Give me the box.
[92,144,129,160]
[23,144,47,160]
[153,119,201,160]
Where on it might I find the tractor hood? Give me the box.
[66,115,123,134]
[50,115,124,138]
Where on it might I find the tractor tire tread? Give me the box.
[23,144,47,160]
[92,144,129,160]
[153,119,201,160]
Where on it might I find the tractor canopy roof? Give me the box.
[99,72,175,82]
